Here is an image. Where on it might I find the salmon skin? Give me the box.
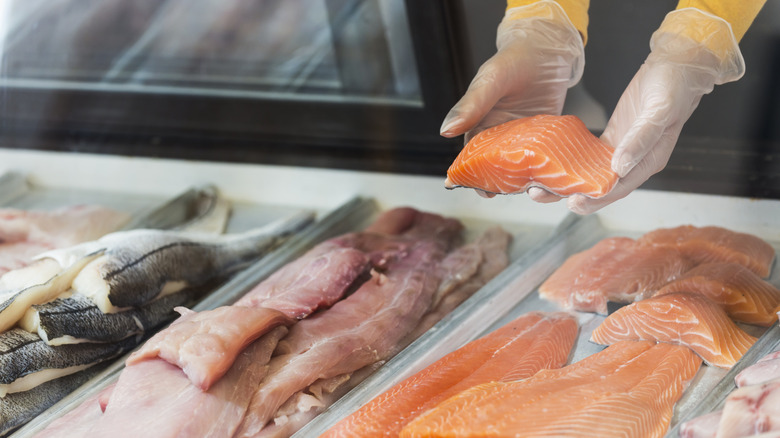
[400,341,701,438]
[323,311,578,438]
[591,292,757,368]
[653,262,780,326]
[445,115,618,198]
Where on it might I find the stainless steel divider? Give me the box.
[0,172,30,206]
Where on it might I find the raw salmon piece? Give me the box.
[539,236,693,314]
[401,341,701,438]
[445,115,618,198]
[654,263,780,326]
[591,292,757,368]
[637,225,776,278]
[323,312,578,438]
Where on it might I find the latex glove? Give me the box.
[568,8,745,215]
[440,0,584,199]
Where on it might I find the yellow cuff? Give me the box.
[507,0,589,45]
[675,0,766,42]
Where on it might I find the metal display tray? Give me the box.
[11,197,572,437]
[297,203,780,438]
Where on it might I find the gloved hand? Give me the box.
[439,0,584,199]
[568,7,745,215]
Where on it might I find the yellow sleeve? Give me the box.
[675,0,766,42]
[507,0,590,45]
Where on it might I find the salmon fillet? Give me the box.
[323,311,578,438]
[445,115,618,198]
[654,262,780,327]
[400,341,701,438]
[539,237,693,314]
[591,292,757,368]
[637,225,776,278]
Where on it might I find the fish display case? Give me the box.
[0,0,779,437]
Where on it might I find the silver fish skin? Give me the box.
[22,288,203,345]
[0,329,135,393]
[0,364,103,437]
[69,210,314,311]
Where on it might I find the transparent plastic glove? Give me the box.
[441,0,583,141]
[569,8,745,215]
[440,0,585,200]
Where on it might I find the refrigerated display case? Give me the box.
[0,1,779,437]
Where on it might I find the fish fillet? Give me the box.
[591,292,757,368]
[126,306,291,390]
[234,240,447,437]
[0,205,131,276]
[445,115,618,198]
[654,262,780,326]
[716,378,780,438]
[323,311,578,438]
[401,340,701,438]
[539,236,693,314]
[736,350,780,388]
[638,225,776,278]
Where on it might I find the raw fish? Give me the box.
[83,327,289,438]
[539,236,693,314]
[234,240,447,437]
[323,312,577,438]
[654,262,780,326]
[33,384,115,438]
[736,350,780,388]
[1,365,104,437]
[591,292,757,368]
[716,378,780,438]
[680,410,722,438]
[20,288,204,345]
[0,205,131,276]
[0,329,134,396]
[126,305,292,390]
[445,115,618,198]
[638,225,775,278]
[401,341,701,438]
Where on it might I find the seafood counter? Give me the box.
[0,153,779,437]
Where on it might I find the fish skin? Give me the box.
[591,292,757,368]
[21,288,203,345]
[654,262,780,326]
[0,253,102,333]
[445,115,619,198]
[67,210,314,311]
[234,240,447,437]
[1,364,104,437]
[324,312,578,438]
[539,236,693,314]
[125,305,292,391]
[638,225,776,278]
[400,341,701,438]
[0,329,135,394]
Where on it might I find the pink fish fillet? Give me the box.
[0,205,131,275]
[716,378,780,438]
[33,384,116,438]
[233,240,446,437]
[126,306,291,390]
[82,326,288,438]
[539,236,693,314]
[736,350,780,388]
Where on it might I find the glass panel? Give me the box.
[0,0,422,105]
